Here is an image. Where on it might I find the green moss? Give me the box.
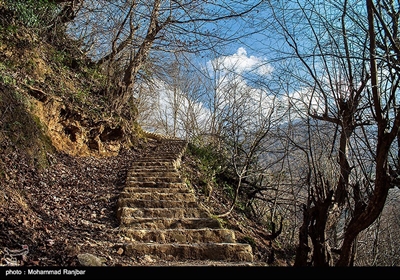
[239,236,256,248]
[5,24,19,35]
[209,214,227,228]
[0,62,7,71]
[0,86,54,168]
[0,73,16,85]
[52,50,69,67]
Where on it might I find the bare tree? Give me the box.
[263,0,400,266]
[335,0,400,266]
[134,52,209,139]
[206,70,286,217]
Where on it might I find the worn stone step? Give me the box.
[130,159,175,163]
[117,207,209,219]
[127,176,183,184]
[127,168,177,174]
[151,144,187,151]
[127,167,177,173]
[124,242,253,262]
[128,165,178,171]
[121,187,192,194]
[124,182,188,188]
[119,228,236,243]
[132,156,177,160]
[130,161,177,167]
[129,260,255,266]
[117,198,198,209]
[118,192,197,202]
[119,217,222,229]
[133,156,181,161]
[127,171,180,178]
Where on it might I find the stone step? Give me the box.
[130,161,176,167]
[127,171,180,178]
[117,198,198,208]
[119,228,236,243]
[127,167,177,173]
[117,207,209,219]
[123,242,254,262]
[128,165,177,171]
[124,182,188,188]
[118,191,197,202]
[119,217,222,229]
[133,156,181,161]
[131,160,178,165]
[127,176,183,183]
[121,187,192,194]
[127,168,177,174]
[152,145,187,151]
[129,260,255,266]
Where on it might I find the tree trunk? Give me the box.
[294,203,312,266]
[336,0,398,266]
[309,191,334,266]
[336,136,391,266]
[112,0,164,114]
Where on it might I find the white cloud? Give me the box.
[209,47,273,76]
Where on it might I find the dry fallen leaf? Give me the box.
[116,247,124,255]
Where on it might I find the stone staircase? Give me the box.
[116,138,254,263]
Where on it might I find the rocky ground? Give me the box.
[0,138,280,268]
